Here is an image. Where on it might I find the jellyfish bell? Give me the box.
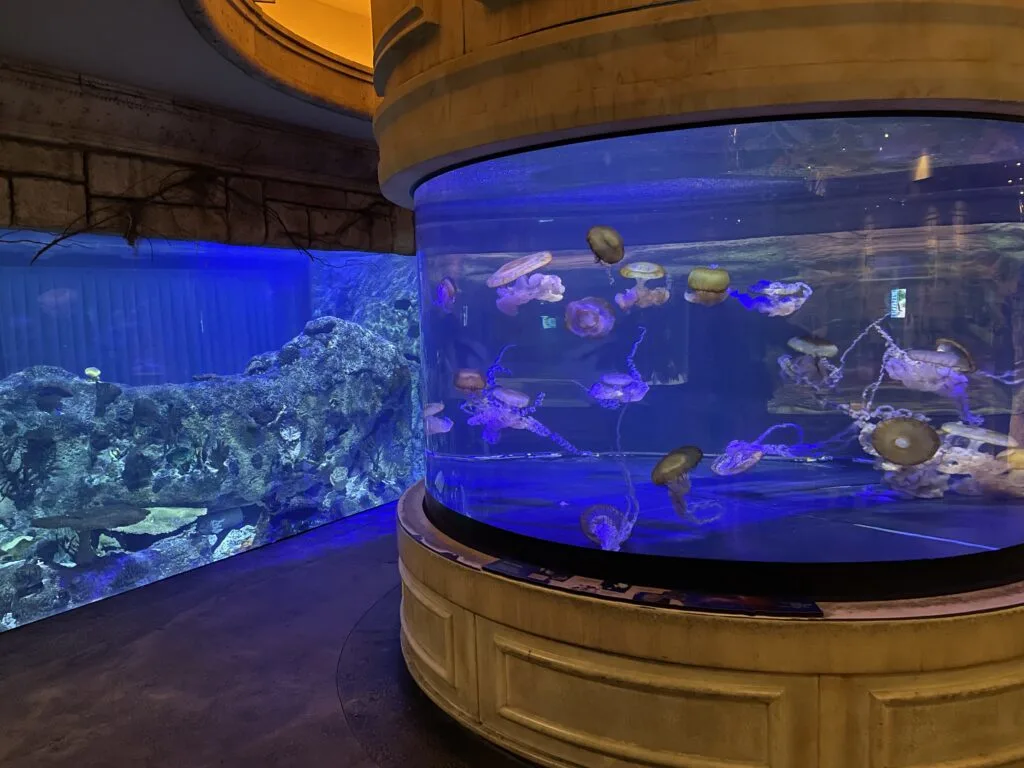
[492,386,532,409]
[433,277,457,313]
[424,402,454,436]
[485,251,554,288]
[652,446,703,486]
[870,417,941,467]
[565,296,616,338]
[616,263,670,311]
[934,337,976,373]
[586,226,625,265]
[600,372,636,388]
[684,266,731,306]
[453,369,487,394]
[710,442,765,476]
[730,279,813,317]
[620,261,666,284]
[683,289,729,307]
[905,348,964,369]
[786,335,839,359]
[580,504,630,551]
[652,446,703,521]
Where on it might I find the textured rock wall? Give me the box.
[0,59,415,253]
[0,318,418,630]
[311,252,424,479]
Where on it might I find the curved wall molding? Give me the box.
[181,0,379,119]
[370,0,1024,205]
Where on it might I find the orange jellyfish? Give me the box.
[453,369,486,395]
[871,417,941,467]
[586,226,625,265]
[615,262,670,312]
[651,446,703,520]
[684,266,730,306]
[485,251,553,289]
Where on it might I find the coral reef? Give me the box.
[0,317,416,631]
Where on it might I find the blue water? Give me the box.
[416,115,1024,563]
[0,234,311,385]
[0,234,418,633]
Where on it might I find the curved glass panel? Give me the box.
[415,116,1024,588]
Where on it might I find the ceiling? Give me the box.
[259,0,374,67]
[0,0,375,139]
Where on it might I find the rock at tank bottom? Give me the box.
[0,317,417,631]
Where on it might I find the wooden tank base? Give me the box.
[397,481,1024,767]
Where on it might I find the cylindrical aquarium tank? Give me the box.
[415,115,1024,600]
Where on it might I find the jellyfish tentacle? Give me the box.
[625,326,648,380]
[975,368,1024,386]
[754,422,805,446]
[486,344,516,387]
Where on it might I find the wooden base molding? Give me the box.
[397,481,1024,768]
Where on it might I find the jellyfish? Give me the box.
[615,262,670,312]
[580,504,632,552]
[777,334,840,392]
[432,277,457,314]
[651,446,703,520]
[729,279,813,317]
[586,327,649,408]
[684,266,730,307]
[868,323,984,424]
[424,402,454,436]
[494,273,566,316]
[565,296,616,338]
[586,225,624,265]
[870,417,941,466]
[460,344,582,454]
[453,368,487,396]
[710,423,806,476]
[485,251,553,289]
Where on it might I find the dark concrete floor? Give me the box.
[0,503,532,768]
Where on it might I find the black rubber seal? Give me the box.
[423,492,1024,602]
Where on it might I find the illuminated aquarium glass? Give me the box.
[416,115,1024,600]
[0,234,419,632]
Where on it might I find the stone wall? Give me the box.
[0,58,414,253]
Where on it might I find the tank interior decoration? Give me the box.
[0,234,420,632]
[416,115,1024,596]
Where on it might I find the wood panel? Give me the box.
[820,663,1024,768]
[476,617,818,767]
[371,0,463,96]
[399,561,479,719]
[464,0,687,51]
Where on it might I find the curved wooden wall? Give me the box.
[370,0,1024,204]
[181,0,378,119]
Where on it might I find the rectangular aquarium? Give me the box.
[0,233,420,631]
[415,115,1024,600]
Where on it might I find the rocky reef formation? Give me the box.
[312,252,423,478]
[0,317,415,631]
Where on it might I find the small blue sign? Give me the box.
[890,288,906,319]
